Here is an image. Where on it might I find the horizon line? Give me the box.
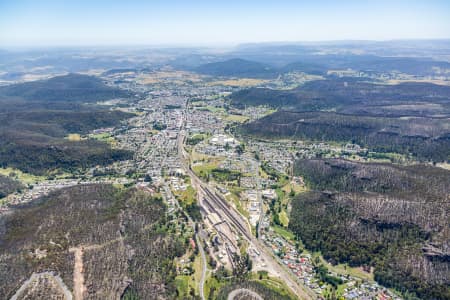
[2,38,450,51]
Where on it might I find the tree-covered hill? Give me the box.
[230,78,450,116]
[195,58,277,78]
[239,110,450,162]
[0,74,134,175]
[290,159,450,299]
[0,73,131,104]
[0,184,186,299]
[0,175,24,199]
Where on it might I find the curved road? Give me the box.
[10,272,73,300]
[227,288,263,300]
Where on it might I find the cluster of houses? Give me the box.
[186,106,224,135]
[262,231,316,284]
[169,176,188,192]
[248,140,295,174]
[262,229,401,299]
[114,93,187,179]
[2,178,130,212]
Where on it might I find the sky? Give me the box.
[0,0,449,47]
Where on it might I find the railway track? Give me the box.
[202,187,253,240]
[179,129,314,299]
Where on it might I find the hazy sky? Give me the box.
[1,0,449,46]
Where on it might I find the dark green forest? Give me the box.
[235,79,450,162]
[240,111,450,162]
[289,159,450,299]
[230,78,450,116]
[0,74,134,175]
[195,58,277,78]
[0,73,132,105]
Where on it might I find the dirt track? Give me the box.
[69,247,86,300]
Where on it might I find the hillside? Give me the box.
[0,73,131,105]
[0,109,132,138]
[195,58,277,78]
[240,111,450,162]
[0,109,133,175]
[279,61,327,75]
[0,184,186,299]
[230,78,450,116]
[0,175,24,199]
[289,159,450,299]
[0,136,132,175]
[236,78,450,162]
[0,74,134,175]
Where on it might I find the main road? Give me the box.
[177,113,315,299]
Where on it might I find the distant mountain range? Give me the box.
[195,58,277,78]
[194,54,450,78]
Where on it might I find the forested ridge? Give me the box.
[289,159,450,299]
[0,73,131,104]
[195,58,276,78]
[0,184,187,299]
[0,74,134,175]
[231,78,450,115]
[235,78,450,162]
[240,111,450,162]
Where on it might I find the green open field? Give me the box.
[175,275,192,298]
[0,167,46,185]
[272,225,296,241]
[173,185,197,206]
[88,132,117,146]
[314,253,374,281]
[226,188,249,218]
[278,210,289,227]
[223,114,250,123]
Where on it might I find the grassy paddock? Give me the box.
[0,167,46,185]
